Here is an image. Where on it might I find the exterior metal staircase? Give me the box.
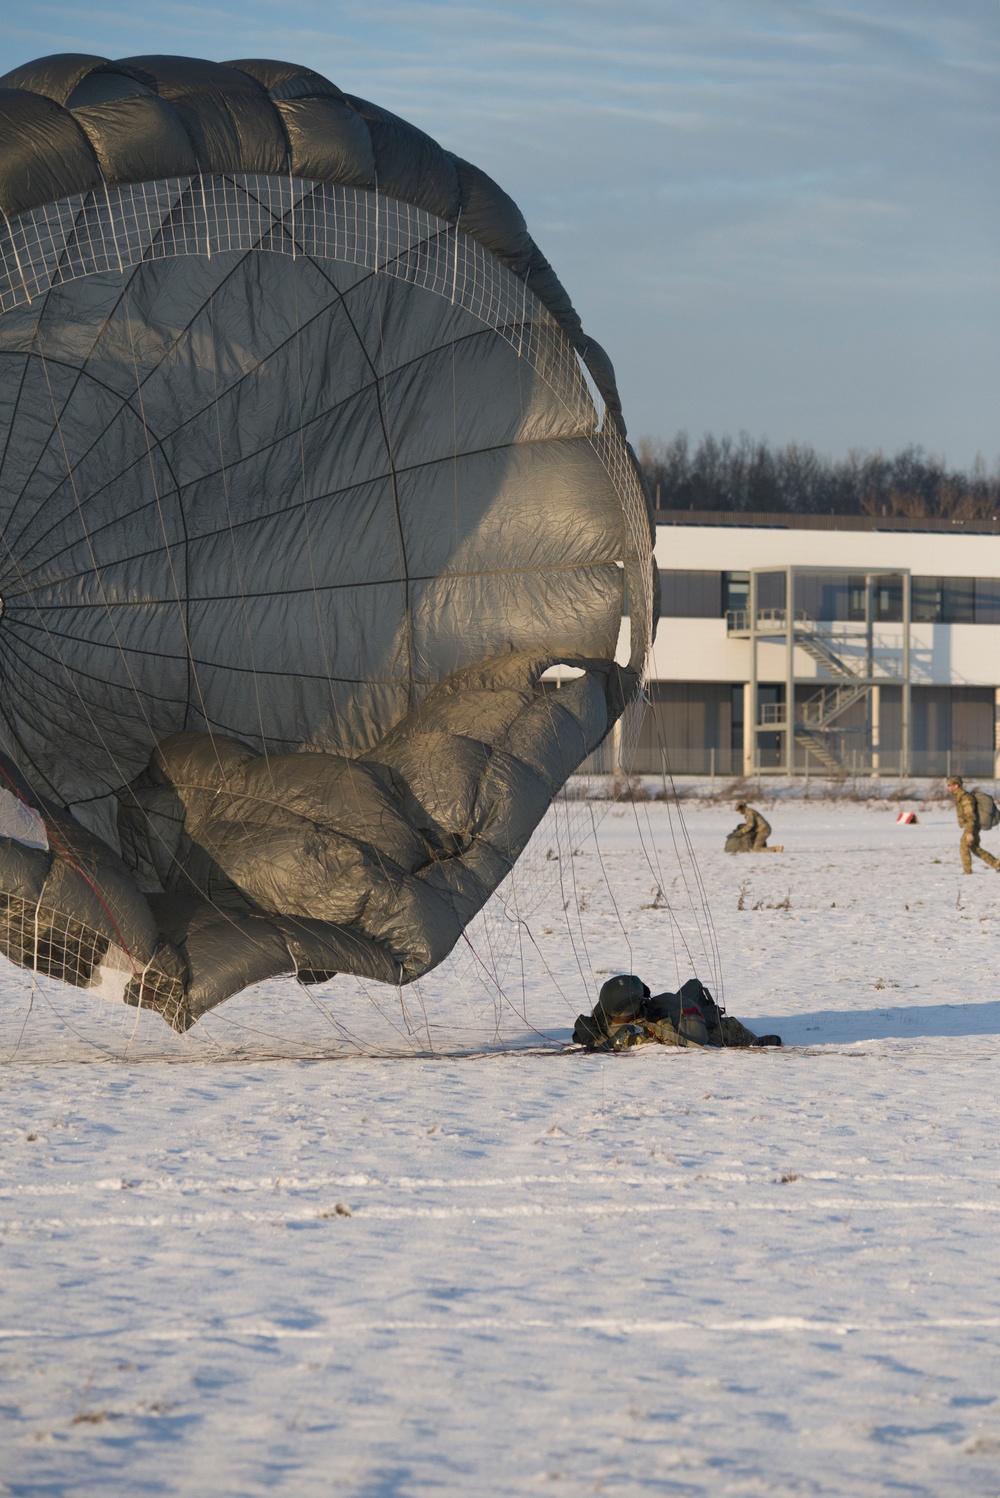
[791,625,870,772]
[729,609,883,774]
[727,568,912,776]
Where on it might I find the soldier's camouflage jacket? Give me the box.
[953,789,980,833]
[737,805,771,839]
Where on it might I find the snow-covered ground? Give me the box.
[3,799,1000,1495]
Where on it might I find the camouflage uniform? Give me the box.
[948,778,1000,875]
[735,802,772,851]
[572,975,781,1050]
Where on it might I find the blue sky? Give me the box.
[1,1,996,467]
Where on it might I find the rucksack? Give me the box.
[975,790,1000,831]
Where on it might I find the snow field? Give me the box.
[2,800,1000,1495]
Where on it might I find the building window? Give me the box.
[756,572,786,612]
[723,571,749,616]
[975,578,1000,623]
[730,683,745,753]
[943,577,975,623]
[874,575,904,621]
[911,577,1000,623]
[911,687,995,777]
[912,576,943,622]
[659,571,722,617]
[796,573,867,621]
[629,682,743,775]
[756,684,784,767]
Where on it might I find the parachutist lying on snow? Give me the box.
[573,975,781,1051]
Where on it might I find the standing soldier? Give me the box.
[733,801,780,852]
[946,775,1000,875]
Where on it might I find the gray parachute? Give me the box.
[0,54,655,1030]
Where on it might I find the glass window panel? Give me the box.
[943,577,975,623]
[756,572,786,612]
[911,577,943,622]
[659,570,722,617]
[723,571,749,615]
[975,578,1000,624]
[796,573,852,621]
[848,576,867,622]
[874,575,903,622]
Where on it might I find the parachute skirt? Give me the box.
[0,57,655,1032]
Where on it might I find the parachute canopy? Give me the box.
[0,54,655,1030]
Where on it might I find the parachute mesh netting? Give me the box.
[0,54,697,1060]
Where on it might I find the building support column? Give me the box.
[901,574,911,778]
[870,683,881,778]
[747,570,758,777]
[785,565,795,776]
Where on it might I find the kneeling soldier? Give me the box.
[735,801,777,852]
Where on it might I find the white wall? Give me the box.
[650,619,1000,686]
[651,525,1000,686]
[654,524,1000,576]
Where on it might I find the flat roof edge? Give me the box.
[653,510,1000,536]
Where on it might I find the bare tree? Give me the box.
[641,433,1000,519]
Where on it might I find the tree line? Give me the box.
[638,432,1000,519]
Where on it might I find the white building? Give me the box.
[635,511,1000,778]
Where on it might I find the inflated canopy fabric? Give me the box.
[0,53,636,436]
[0,55,654,1031]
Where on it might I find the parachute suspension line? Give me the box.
[31,976,120,1060]
[461,932,562,1047]
[559,796,596,986]
[0,757,143,985]
[10,180,285,960]
[535,758,595,1009]
[408,977,435,1053]
[287,155,296,263]
[657,749,720,1002]
[589,804,633,974]
[612,694,701,989]
[628,789,692,992]
[495,860,583,1028]
[29,298,176,809]
[116,239,209,743]
[102,181,125,278]
[0,182,198,562]
[206,284,276,782]
[296,981,376,1053]
[651,716,725,1009]
[370,212,416,716]
[497,895,520,1046]
[275,192,421,944]
[0,206,32,304]
[477,889,513,1042]
[198,169,211,260]
[450,208,462,306]
[282,182,350,765]
[656,736,726,1011]
[0,518,150,825]
[113,241,282,923]
[6,968,34,1062]
[373,170,379,274]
